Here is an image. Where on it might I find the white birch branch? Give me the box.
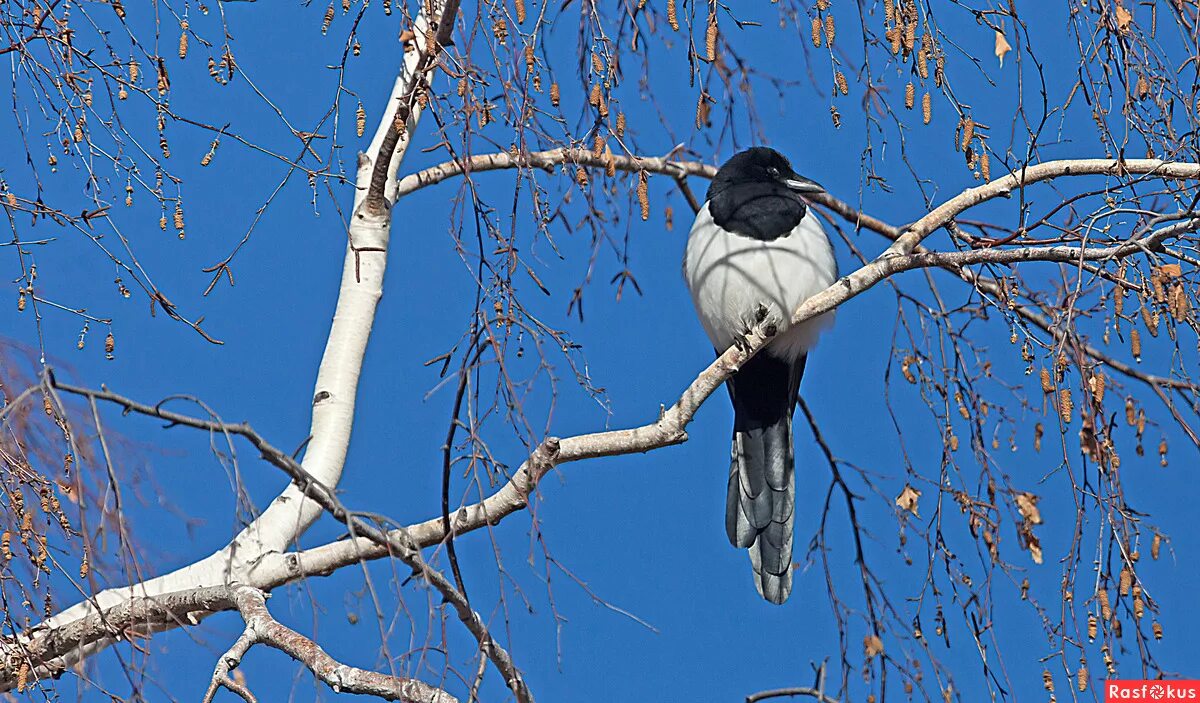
[202,587,457,703]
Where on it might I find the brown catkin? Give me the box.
[322,4,335,34]
[1152,533,1162,559]
[980,150,990,180]
[575,167,588,187]
[1091,373,1106,405]
[616,111,626,137]
[1087,613,1097,641]
[1170,283,1190,319]
[1077,664,1088,692]
[905,82,914,109]
[1059,389,1073,424]
[835,71,848,95]
[637,171,649,220]
[960,118,975,151]
[922,92,932,124]
[516,0,526,24]
[1153,621,1163,639]
[706,15,718,61]
[887,27,901,54]
[812,18,822,47]
[550,82,560,107]
[667,0,679,31]
[1141,305,1158,336]
[1130,328,1142,359]
[1040,368,1053,393]
[179,21,189,59]
[1152,269,1166,302]
[1098,587,1112,620]
[1043,670,1054,692]
[1118,567,1131,596]
[825,14,835,45]
[356,103,366,137]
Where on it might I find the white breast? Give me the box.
[683,204,838,361]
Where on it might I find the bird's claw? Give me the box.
[754,303,770,323]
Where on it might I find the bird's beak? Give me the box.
[783,176,825,194]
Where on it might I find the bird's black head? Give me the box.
[704,147,823,241]
[706,147,823,202]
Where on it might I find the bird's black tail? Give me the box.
[725,353,805,604]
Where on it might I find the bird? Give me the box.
[682,147,838,604]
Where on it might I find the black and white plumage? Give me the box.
[683,147,838,604]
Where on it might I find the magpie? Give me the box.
[683,147,838,604]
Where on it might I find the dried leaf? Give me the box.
[1115,4,1133,32]
[1016,492,1042,524]
[864,634,884,658]
[895,484,921,517]
[1028,534,1043,564]
[994,30,1011,67]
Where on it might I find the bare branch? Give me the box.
[746,688,840,703]
[393,147,718,200]
[210,586,457,703]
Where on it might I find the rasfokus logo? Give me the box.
[1106,681,1200,701]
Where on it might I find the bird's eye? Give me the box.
[767,166,780,178]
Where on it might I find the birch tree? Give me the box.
[1,1,1198,701]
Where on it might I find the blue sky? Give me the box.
[2,1,1197,701]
